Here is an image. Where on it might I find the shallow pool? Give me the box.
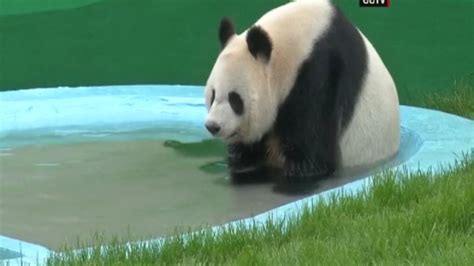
[0,128,420,249]
[1,85,472,264]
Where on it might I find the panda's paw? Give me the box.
[272,161,329,194]
[230,165,271,184]
[286,160,333,180]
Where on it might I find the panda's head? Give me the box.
[205,17,277,144]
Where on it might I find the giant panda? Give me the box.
[204,0,400,194]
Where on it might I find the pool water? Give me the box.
[0,137,300,249]
[0,125,420,249]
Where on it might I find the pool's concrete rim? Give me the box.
[1,85,473,265]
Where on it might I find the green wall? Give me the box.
[0,0,102,16]
[0,0,472,103]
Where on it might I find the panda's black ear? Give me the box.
[219,17,235,49]
[246,25,272,62]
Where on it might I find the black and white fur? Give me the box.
[205,0,400,194]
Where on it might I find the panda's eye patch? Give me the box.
[228,91,244,115]
[210,89,215,106]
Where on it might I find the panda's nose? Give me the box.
[205,121,221,135]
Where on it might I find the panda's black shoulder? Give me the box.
[273,5,368,165]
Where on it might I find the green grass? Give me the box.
[0,0,102,16]
[417,76,474,119]
[47,154,474,265]
[0,0,473,105]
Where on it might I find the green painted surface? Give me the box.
[0,0,102,16]
[0,0,472,104]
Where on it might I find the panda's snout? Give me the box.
[205,121,221,135]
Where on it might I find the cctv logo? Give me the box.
[360,0,391,7]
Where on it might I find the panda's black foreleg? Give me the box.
[227,140,271,184]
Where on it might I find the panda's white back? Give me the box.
[339,32,400,168]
